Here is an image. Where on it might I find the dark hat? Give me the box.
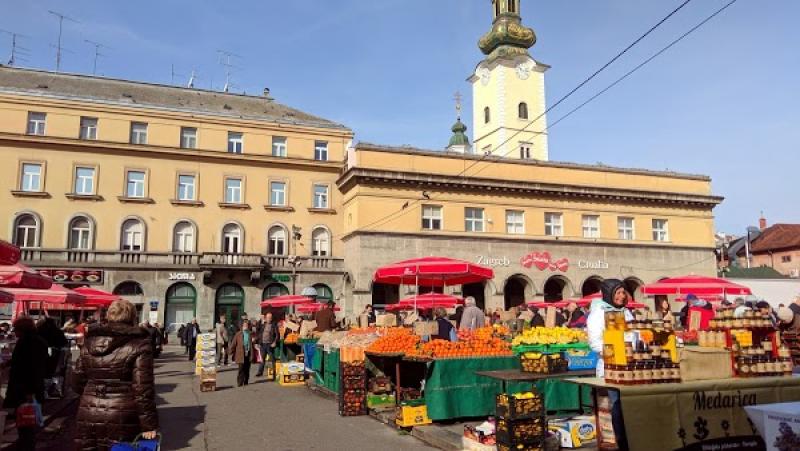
[600,279,627,306]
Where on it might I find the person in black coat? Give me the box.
[3,316,48,451]
[178,324,187,349]
[182,319,201,361]
[36,317,68,378]
[433,308,455,341]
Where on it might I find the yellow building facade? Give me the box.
[0,66,353,331]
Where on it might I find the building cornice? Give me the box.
[0,133,344,173]
[337,167,724,208]
[341,229,716,252]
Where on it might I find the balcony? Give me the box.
[20,248,202,269]
[265,256,345,272]
[199,253,265,269]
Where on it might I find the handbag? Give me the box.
[255,345,263,363]
[16,400,43,428]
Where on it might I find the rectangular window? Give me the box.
[313,184,329,209]
[465,207,485,232]
[27,112,46,135]
[781,255,792,263]
[74,167,95,195]
[225,178,242,204]
[177,174,196,200]
[618,217,635,240]
[652,218,669,242]
[272,137,287,157]
[314,141,328,161]
[270,181,287,206]
[421,205,443,230]
[227,132,243,154]
[79,117,98,140]
[130,122,148,144]
[544,212,563,237]
[20,163,42,192]
[126,171,146,198]
[582,215,600,238]
[519,143,531,160]
[506,210,525,234]
[180,127,197,149]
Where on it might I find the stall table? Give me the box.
[565,376,800,451]
[476,369,595,415]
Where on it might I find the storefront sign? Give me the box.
[271,275,291,283]
[168,273,196,281]
[38,268,104,284]
[520,251,569,272]
[476,255,511,267]
[577,259,610,270]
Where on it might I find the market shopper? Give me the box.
[433,308,455,341]
[255,313,279,377]
[178,323,186,348]
[314,301,338,332]
[566,303,586,328]
[459,297,486,331]
[587,279,633,450]
[36,317,68,379]
[73,300,159,450]
[229,320,257,386]
[215,315,230,366]
[3,316,48,451]
[184,318,201,361]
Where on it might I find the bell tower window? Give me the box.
[518,102,528,120]
[507,0,517,14]
[484,107,491,124]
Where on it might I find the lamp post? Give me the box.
[290,225,302,294]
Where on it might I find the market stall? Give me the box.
[0,240,21,266]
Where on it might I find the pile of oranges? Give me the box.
[366,328,420,354]
[284,332,299,344]
[407,333,513,359]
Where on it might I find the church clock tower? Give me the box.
[470,0,549,161]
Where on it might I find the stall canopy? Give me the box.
[72,287,120,308]
[373,256,494,287]
[1,284,85,304]
[0,263,53,289]
[296,303,341,313]
[641,275,752,296]
[0,290,13,304]
[260,295,314,308]
[0,240,21,265]
[527,301,568,309]
[385,293,464,311]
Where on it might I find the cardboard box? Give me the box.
[413,321,438,337]
[299,320,317,338]
[375,314,397,327]
[679,346,733,381]
[549,415,596,448]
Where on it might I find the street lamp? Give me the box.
[290,225,302,294]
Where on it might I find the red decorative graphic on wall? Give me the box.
[519,252,570,272]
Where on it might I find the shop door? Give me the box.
[165,283,197,338]
[216,283,245,331]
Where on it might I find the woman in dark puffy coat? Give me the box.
[73,300,158,450]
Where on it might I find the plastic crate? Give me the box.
[519,352,568,374]
[496,416,547,446]
[367,393,396,409]
[395,404,432,427]
[496,392,544,420]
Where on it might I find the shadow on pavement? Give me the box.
[158,405,206,450]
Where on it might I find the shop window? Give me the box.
[113,281,144,296]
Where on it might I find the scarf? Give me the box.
[243,331,251,355]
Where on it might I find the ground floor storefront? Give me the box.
[345,232,717,311]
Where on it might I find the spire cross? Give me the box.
[453,91,463,118]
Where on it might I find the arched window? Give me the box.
[268,225,287,255]
[311,227,330,257]
[222,223,242,254]
[113,281,144,296]
[518,102,528,119]
[313,283,334,303]
[263,283,289,300]
[68,216,93,250]
[13,213,39,248]
[484,107,491,124]
[121,218,145,252]
[173,221,196,253]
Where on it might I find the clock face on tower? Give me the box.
[515,60,536,80]
[477,67,491,86]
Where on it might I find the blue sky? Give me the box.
[3,0,798,234]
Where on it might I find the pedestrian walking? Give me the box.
[2,317,48,451]
[184,318,200,361]
[229,320,257,386]
[459,296,486,331]
[255,313,279,377]
[178,324,186,349]
[215,314,230,366]
[73,299,158,450]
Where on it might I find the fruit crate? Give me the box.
[395,404,432,427]
[496,416,547,447]
[496,442,544,451]
[339,361,368,416]
[496,392,544,420]
[520,352,568,374]
[512,342,590,355]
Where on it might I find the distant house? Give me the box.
[737,222,800,278]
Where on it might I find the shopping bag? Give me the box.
[110,433,161,451]
[255,346,263,364]
[16,400,43,428]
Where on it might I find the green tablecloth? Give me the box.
[424,357,588,421]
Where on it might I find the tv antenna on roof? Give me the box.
[0,29,31,66]
[48,10,79,72]
[84,39,110,75]
[187,68,200,88]
[217,49,242,93]
[170,64,185,85]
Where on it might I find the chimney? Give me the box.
[759,212,767,231]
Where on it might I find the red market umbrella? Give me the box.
[627,302,647,309]
[373,256,494,287]
[641,275,751,297]
[527,301,568,309]
[260,295,314,308]
[0,264,53,289]
[2,284,85,304]
[0,241,21,265]
[72,287,120,308]
[0,290,13,303]
[674,294,724,303]
[386,293,464,311]
[296,303,341,313]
